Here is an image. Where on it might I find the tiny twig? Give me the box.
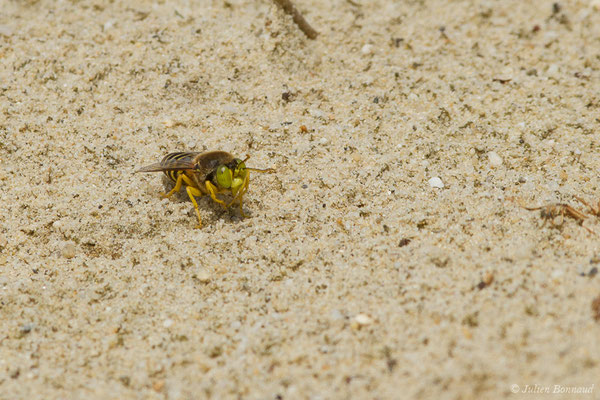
[272,0,318,39]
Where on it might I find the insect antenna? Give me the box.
[247,167,276,173]
[241,155,275,173]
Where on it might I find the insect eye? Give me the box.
[234,160,246,175]
[216,165,233,188]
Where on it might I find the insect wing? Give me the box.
[136,161,191,173]
[136,152,199,173]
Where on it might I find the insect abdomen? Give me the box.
[161,152,193,183]
[165,170,183,182]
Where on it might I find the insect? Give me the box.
[137,151,274,227]
[520,202,595,234]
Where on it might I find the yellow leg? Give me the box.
[227,172,250,208]
[239,173,250,218]
[186,186,204,228]
[227,172,250,217]
[161,174,185,198]
[238,194,247,218]
[205,181,227,208]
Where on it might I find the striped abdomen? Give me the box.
[160,152,197,182]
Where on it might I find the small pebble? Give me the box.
[19,324,34,336]
[547,64,559,77]
[319,137,329,145]
[354,313,374,326]
[153,380,165,392]
[61,242,76,259]
[163,318,174,328]
[103,20,115,30]
[488,151,503,167]
[196,269,211,283]
[361,44,374,55]
[551,269,564,281]
[483,272,494,286]
[428,177,444,189]
[495,66,514,82]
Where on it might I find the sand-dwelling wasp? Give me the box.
[137,151,274,227]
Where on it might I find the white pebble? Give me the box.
[319,137,329,145]
[354,313,374,326]
[361,44,374,55]
[551,269,564,281]
[547,64,559,77]
[163,318,174,328]
[103,20,115,31]
[428,177,444,189]
[488,151,503,167]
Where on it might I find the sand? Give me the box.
[1,0,600,398]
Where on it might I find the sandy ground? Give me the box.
[1,0,600,398]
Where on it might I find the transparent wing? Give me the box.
[136,152,200,173]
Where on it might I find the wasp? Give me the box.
[137,151,274,227]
